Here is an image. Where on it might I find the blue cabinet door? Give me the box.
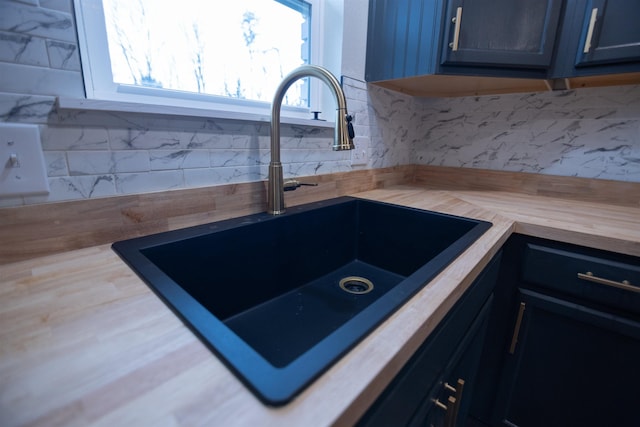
[493,289,640,427]
[481,234,640,427]
[551,0,640,78]
[365,0,445,82]
[365,0,640,88]
[575,0,640,66]
[440,0,563,69]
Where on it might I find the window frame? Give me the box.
[73,0,334,120]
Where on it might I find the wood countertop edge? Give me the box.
[449,190,640,258]
[1,186,639,427]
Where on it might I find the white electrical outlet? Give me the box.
[0,123,50,197]
[350,137,370,166]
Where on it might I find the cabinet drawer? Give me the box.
[522,243,640,316]
[357,252,501,426]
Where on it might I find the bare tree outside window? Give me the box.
[102,0,310,106]
[189,22,206,94]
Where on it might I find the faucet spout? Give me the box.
[268,65,355,215]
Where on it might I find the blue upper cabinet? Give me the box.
[366,0,640,93]
[577,0,640,65]
[440,0,563,72]
[553,0,640,78]
[365,0,446,82]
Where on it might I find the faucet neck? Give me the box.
[268,65,353,215]
[269,65,349,163]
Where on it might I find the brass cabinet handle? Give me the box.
[577,271,638,293]
[453,378,465,403]
[434,396,457,427]
[583,8,599,53]
[448,379,464,427]
[444,382,456,393]
[449,7,463,51]
[434,398,449,411]
[509,302,526,354]
[436,378,465,426]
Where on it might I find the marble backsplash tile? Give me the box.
[33,115,352,204]
[0,31,48,66]
[409,85,640,182]
[0,94,56,123]
[0,1,75,43]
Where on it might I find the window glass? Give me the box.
[76,0,316,112]
[74,0,318,114]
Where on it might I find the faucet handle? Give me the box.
[346,114,355,139]
[283,179,318,192]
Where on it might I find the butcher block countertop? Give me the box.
[2,185,639,427]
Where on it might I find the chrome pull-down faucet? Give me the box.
[267,65,355,215]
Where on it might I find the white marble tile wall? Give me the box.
[1,0,638,209]
[358,81,640,182]
[33,110,353,204]
[410,85,640,182]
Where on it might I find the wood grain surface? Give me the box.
[1,165,638,265]
[370,72,640,97]
[414,165,640,208]
[0,166,413,265]
[1,178,639,426]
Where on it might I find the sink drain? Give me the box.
[339,276,374,295]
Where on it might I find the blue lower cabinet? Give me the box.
[359,233,640,426]
[481,234,640,427]
[493,289,640,427]
[357,253,501,427]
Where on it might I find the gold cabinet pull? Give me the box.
[577,271,638,293]
[509,302,526,354]
[449,7,463,51]
[434,396,457,427]
[434,398,449,411]
[453,378,465,402]
[449,379,464,427]
[583,8,598,53]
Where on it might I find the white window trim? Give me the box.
[72,0,343,124]
[55,96,336,128]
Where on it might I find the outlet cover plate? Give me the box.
[350,137,370,166]
[0,123,50,197]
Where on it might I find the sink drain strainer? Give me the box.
[339,276,374,295]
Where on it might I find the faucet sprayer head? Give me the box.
[333,112,355,151]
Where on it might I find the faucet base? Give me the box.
[267,162,285,215]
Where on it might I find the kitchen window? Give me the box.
[73,0,337,119]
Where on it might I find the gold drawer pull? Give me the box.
[435,379,465,426]
[453,379,465,400]
[449,379,464,427]
[434,398,449,411]
[577,272,638,294]
[434,396,457,427]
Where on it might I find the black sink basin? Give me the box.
[112,197,491,405]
